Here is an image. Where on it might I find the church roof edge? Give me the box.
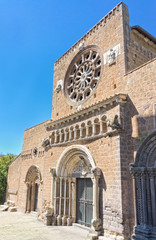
[54,2,125,66]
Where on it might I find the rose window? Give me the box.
[64,46,102,105]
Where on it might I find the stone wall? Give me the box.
[51,2,127,121]
[6,2,156,240]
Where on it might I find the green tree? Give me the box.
[0,154,15,204]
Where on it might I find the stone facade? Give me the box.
[7,2,156,240]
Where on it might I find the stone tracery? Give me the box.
[64,45,102,105]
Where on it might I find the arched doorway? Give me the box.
[131,130,156,239]
[49,145,102,232]
[25,165,42,213]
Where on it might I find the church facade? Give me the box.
[7,3,156,240]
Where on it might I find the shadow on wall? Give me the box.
[120,95,156,239]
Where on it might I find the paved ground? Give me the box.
[0,212,89,240]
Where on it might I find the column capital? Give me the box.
[49,167,56,177]
[91,167,101,178]
[148,169,156,179]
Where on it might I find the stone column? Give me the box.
[54,132,57,144]
[135,171,144,225]
[67,178,72,226]
[149,170,156,226]
[92,123,96,136]
[100,121,103,135]
[64,130,68,142]
[27,183,31,212]
[80,127,83,138]
[69,129,72,141]
[62,178,67,225]
[91,167,102,232]
[57,177,63,225]
[53,177,58,225]
[72,178,76,223]
[25,182,29,212]
[146,171,152,226]
[141,170,148,226]
[86,126,89,137]
[130,169,139,226]
[31,182,35,211]
[60,132,63,143]
[49,167,56,217]
[74,128,77,140]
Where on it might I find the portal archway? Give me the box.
[50,145,102,231]
[25,165,42,212]
[131,130,156,239]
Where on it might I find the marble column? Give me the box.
[57,177,63,225]
[54,132,57,144]
[67,178,72,226]
[62,178,67,225]
[91,167,102,232]
[74,128,77,140]
[92,123,96,136]
[49,168,56,213]
[31,182,35,211]
[72,178,76,223]
[100,121,103,135]
[53,177,58,225]
[86,126,89,137]
[65,130,68,142]
[80,127,83,138]
[60,132,63,143]
[69,129,72,141]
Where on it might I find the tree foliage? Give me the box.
[0,154,15,204]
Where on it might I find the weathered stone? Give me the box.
[9,207,17,212]
[6,2,156,240]
[0,205,9,211]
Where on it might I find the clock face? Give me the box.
[64,45,102,106]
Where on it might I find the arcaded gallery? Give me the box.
[7,2,156,240]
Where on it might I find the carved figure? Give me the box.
[42,138,50,148]
[107,48,116,65]
[107,115,121,130]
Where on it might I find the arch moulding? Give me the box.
[56,145,96,177]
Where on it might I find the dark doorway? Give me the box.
[34,183,38,211]
[76,178,93,227]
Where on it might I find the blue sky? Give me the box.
[0,0,155,155]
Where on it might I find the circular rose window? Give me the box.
[64,45,102,106]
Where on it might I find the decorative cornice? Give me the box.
[45,93,127,131]
[54,2,123,66]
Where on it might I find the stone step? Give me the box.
[86,233,98,240]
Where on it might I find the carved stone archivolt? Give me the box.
[25,165,42,183]
[49,145,102,233]
[25,165,42,213]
